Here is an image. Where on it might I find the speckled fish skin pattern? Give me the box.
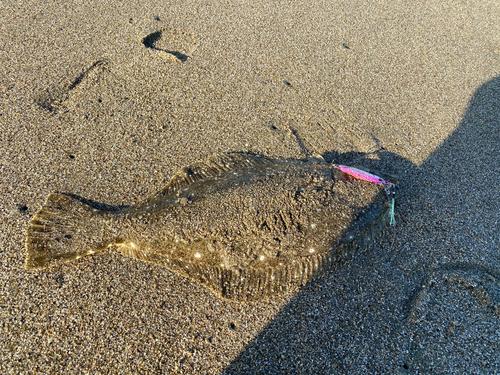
[26,153,390,301]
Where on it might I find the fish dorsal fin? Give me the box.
[152,152,273,199]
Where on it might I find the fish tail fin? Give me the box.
[25,193,111,269]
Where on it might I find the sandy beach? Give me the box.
[1,0,499,373]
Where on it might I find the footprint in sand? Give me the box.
[407,263,500,323]
[34,60,109,113]
[142,28,200,62]
[404,263,500,372]
[34,24,201,113]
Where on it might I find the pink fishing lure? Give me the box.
[333,164,396,225]
[333,165,391,186]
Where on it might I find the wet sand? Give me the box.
[1,0,499,373]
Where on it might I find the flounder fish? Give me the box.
[25,152,397,301]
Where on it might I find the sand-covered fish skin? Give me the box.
[25,152,393,300]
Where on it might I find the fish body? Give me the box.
[26,152,395,300]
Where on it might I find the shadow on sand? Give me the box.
[223,76,500,374]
